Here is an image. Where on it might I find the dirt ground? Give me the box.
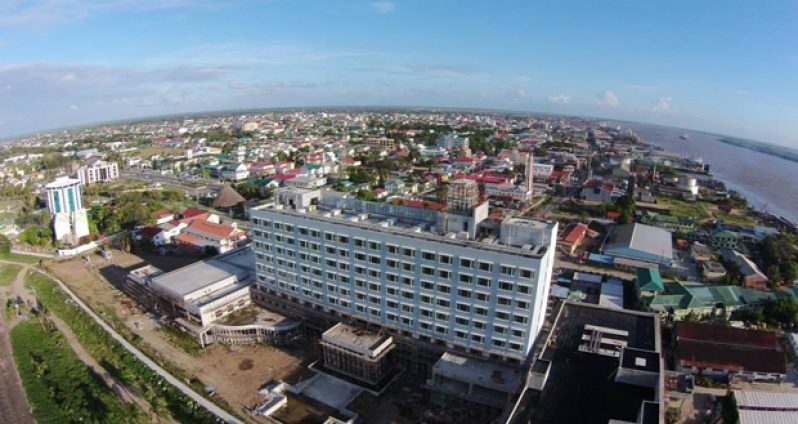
[45,249,310,422]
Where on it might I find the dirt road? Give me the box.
[0,266,35,424]
[48,315,177,423]
[47,251,309,416]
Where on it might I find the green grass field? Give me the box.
[710,210,757,227]
[0,264,21,286]
[655,197,710,220]
[10,320,144,424]
[136,147,184,160]
[25,271,223,424]
[1,252,45,264]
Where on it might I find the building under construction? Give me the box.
[446,178,480,213]
[320,323,396,388]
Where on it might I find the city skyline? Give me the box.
[1,1,797,148]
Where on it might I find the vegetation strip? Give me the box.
[10,320,144,424]
[25,269,240,423]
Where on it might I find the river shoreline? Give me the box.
[623,122,798,225]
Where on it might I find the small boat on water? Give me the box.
[680,133,689,140]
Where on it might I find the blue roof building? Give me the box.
[603,223,673,268]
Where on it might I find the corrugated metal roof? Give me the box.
[738,410,798,424]
[605,223,673,265]
[734,389,798,410]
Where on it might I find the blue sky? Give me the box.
[0,1,797,147]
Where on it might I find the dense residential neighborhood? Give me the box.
[1,109,798,424]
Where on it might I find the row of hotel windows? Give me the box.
[255,259,534,310]
[252,242,535,294]
[296,286,526,352]
[251,221,535,279]
[258,272,531,329]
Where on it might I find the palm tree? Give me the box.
[117,231,132,253]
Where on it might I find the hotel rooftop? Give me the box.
[252,188,556,259]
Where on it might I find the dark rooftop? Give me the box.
[677,339,786,374]
[675,321,777,349]
[518,302,661,424]
[621,347,661,373]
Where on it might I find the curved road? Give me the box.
[0,268,34,424]
[1,260,243,424]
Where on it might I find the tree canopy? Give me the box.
[759,234,798,285]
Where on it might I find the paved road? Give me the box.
[554,254,638,281]
[1,260,243,424]
[0,267,35,424]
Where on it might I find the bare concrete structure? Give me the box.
[197,308,301,347]
[426,352,523,410]
[320,323,395,387]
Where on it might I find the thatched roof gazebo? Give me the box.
[212,184,246,210]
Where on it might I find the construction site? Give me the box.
[44,247,518,424]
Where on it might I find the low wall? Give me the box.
[56,233,120,257]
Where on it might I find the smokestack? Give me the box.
[526,151,534,197]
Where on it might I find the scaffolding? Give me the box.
[447,179,479,213]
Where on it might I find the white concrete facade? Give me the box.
[77,160,119,185]
[46,176,90,244]
[250,203,557,361]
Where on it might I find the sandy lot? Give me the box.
[45,249,310,422]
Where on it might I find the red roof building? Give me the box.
[151,209,175,224]
[675,321,786,381]
[559,223,589,256]
[392,198,445,210]
[178,219,246,254]
[182,207,208,219]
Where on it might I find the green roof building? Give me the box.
[642,281,795,320]
[636,267,665,294]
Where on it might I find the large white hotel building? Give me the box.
[250,183,557,362]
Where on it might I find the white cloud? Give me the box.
[507,87,526,100]
[547,94,569,104]
[651,96,673,113]
[0,1,225,26]
[69,104,78,110]
[597,90,619,107]
[371,1,395,14]
[228,80,247,89]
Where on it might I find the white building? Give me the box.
[221,163,250,181]
[77,160,119,185]
[45,176,90,244]
[284,176,327,189]
[436,134,469,150]
[148,248,255,326]
[249,188,558,361]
